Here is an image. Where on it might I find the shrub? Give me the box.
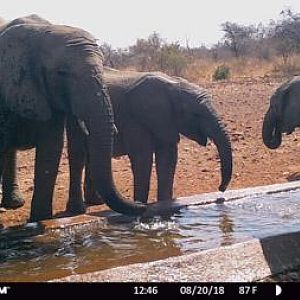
[160,44,189,76]
[212,64,230,80]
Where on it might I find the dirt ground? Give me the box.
[2,76,300,228]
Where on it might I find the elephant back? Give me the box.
[0,14,51,34]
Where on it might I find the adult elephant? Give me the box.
[0,15,51,210]
[78,68,233,206]
[262,76,300,149]
[0,22,145,221]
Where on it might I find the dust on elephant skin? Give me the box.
[0,16,146,221]
[81,69,233,205]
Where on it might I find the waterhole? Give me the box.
[1,190,300,282]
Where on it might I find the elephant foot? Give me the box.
[85,199,104,206]
[1,192,25,209]
[29,213,53,223]
[66,201,86,215]
[84,192,104,206]
[157,197,177,202]
[134,199,148,205]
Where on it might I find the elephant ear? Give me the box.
[0,29,51,121]
[124,75,180,144]
[272,79,292,117]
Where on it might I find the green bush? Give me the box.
[213,64,230,80]
[160,44,189,76]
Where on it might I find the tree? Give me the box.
[100,43,115,67]
[128,32,163,71]
[159,43,188,76]
[270,9,300,64]
[221,22,257,57]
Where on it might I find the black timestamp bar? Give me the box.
[0,282,298,299]
[132,282,294,298]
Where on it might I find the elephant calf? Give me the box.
[263,76,300,149]
[80,68,233,205]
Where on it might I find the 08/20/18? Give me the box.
[180,285,225,296]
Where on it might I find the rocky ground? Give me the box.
[2,76,300,228]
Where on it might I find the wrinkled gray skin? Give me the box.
[262,76,300,149]
[0,15,51,210]
[77,69,233,205]
[0,14,51,31]
[0,18,145,221]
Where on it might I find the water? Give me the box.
[1,190,300,282]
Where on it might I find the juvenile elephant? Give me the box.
[262,76,300,149]
[79,68,233,205]
[0,19,145,221]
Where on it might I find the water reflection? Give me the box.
[0,217,183,282]
[1,190,300,281]
[216,204,235,247]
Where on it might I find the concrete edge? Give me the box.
[52,230,300,282]
[1,181,300,240]
[174,180,300,207]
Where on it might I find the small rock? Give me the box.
[216,197,225,204]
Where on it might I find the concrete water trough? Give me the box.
[1,181,300,282]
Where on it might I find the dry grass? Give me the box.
[183,55,300,85]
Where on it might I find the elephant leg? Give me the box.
[0,154,4,181]
[1,149,25,209]
[30,115,65,222]
[126,129,154,204]
[155,143,178,201]
[0,155,4,204]
[84,162,104,205]
[129,151,153,204]
[66,116,86,213]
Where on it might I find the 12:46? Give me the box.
[134,286,158,295]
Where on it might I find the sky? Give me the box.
[1,0,300,48]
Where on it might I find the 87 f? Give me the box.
[239,286,258,295]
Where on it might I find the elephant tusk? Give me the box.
[78,119,90,136]
[113,123,118,135]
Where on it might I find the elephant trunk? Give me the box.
[204,106,232,192]
[262,108,282,149]
[80,84,146,216]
